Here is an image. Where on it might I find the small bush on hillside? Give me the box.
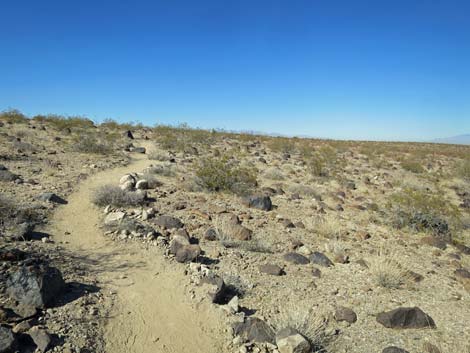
[267,137,297,154]
[287,184,321,199]
[32,114,95,131]
[194,156,257,194]
[143,164,176,177]
[92,185,145,207]
[387,187,460,235]
[0,109,28,124]
[147,149,172,161]
[400,159,425,173]
[263,167,285,180]
[73,135,112,154]
[457,159,470,182]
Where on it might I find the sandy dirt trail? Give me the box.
[46,147,227,353]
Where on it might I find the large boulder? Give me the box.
[309,252,333,267]
[376,307,436,329]
[6,265,65,309]
[283,252,309,265]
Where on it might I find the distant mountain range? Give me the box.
[431,134,470,145]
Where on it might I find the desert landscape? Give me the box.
[0,110,469,353]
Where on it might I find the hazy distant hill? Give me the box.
[432,134,470,145]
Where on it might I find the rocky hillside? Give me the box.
[1,110,470,353]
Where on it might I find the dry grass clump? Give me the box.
[144,164,176,177]
[194,156,257,194]
[307,215,342,239]
[457,159,470,182]
[263,167,285,180]
[91,185,145,207]
[147,148,172,161]
[287,184,321,199]
[400,158,425,173]
[272,303,333,352]
[368,250,413,289]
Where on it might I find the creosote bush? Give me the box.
[92,185,145,207]
[73,135,112,154]
[400,158,425,173]
[194,156,257,194]
[457,159,470,182]
[387,187,461,235]
[0,109,28,124]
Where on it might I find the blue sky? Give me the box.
[1,0,469,141]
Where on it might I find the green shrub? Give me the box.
[457,159,470,181]
[400,159,425,173]
[387,187,461,235]
[73,135,112,154]
[0,109,28,124]
[194,156,257,194]
[32,114,95,131]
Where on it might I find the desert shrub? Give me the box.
[143,164,176,177]
[457,159,470,182]
[147,149,172,161]
[154,123,215,153]
[287,184,321,199]
[0,194,14,226]
[307,154,327,177]
[267,137,297,154]
[263,167,285,180]
[91,185,145,207]
[0,109,28,124]
[194,156,257,194]
[368,251,413,289]
[400,159,425,173]
[32,114,95,131]
[73,135,112,154]
[307,216,342,239]
[273,303,333,352]
[387,187,461,235]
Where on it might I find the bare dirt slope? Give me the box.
[46,145,227,353]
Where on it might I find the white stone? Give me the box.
[136,179,149,190]
[276,334,310,353]
[104,212,126,226]
[119,174,135,185]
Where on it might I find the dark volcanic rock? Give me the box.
[242,195,272,211]
[376,307,436,329]
[0,170,19,182]
[123,130,134,139]
[153,215,183,229]
[334,306,357,323]
[309,252,334,267]
[175,244,201,263]
[259,264,284,276]
[6,265,65,309]
[36,192,67,204]
[233,317,275,344]
[283,252,309,265]
[199,275,226,304]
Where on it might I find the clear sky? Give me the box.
[1,0,469,141]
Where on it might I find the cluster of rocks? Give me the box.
[0,248,65,352]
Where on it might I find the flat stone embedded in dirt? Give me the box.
[153,215,183,229]
[233,317,275,344]
[376,307,436,329]
[28,326,51,352]
[334,306,357,323]
[309,251,333,267]
[259,264,284,276]
[283,252,310,265]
